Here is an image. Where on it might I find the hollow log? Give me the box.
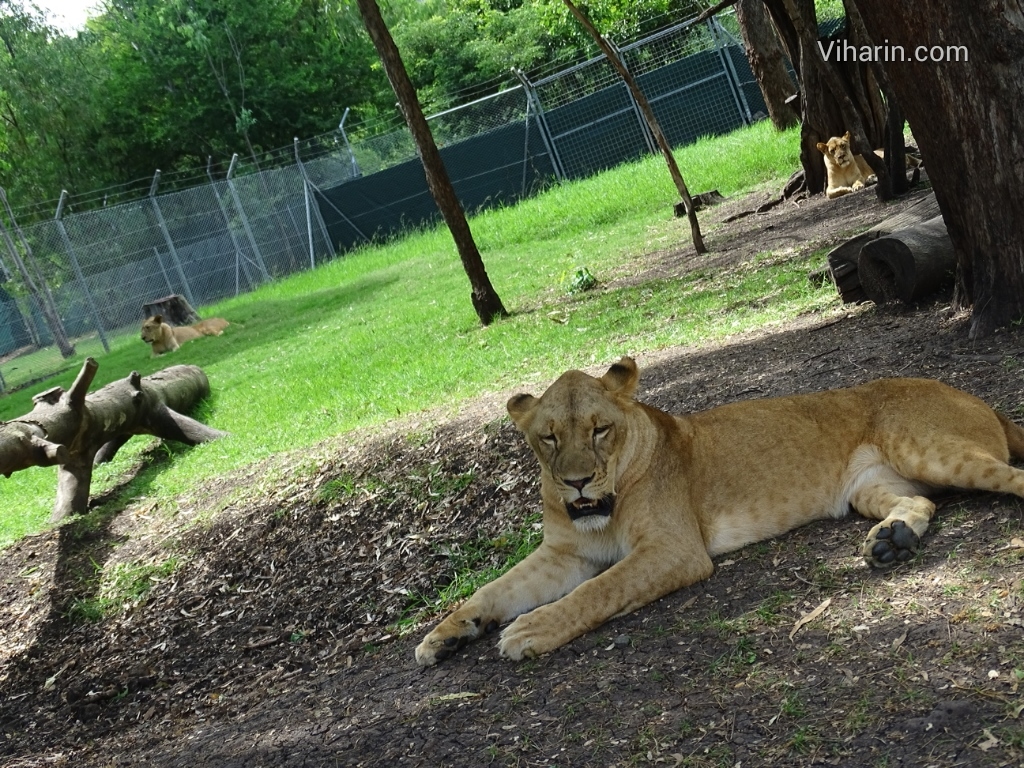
[826,191,940,302]
[858,215,955,304]
[0,359,225,521]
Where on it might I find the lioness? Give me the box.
[140,314,229,356]
[816,131,882,199]
[415,358,1024,665]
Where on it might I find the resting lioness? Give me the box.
[415,358,1024,665]
[816,131,883,199]
[140,314,229,356]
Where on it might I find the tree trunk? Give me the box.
[762,0,888,197]
[846,1,1024,337]
[562,0,706,254]
[0,359,225,521]
[735,0,799,130]
[0,189,76,358]
[355,0,508,325]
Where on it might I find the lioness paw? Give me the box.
[498,608,564,661]
[415,615,498,666]
[863,519,920,568]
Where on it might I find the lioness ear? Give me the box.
[815,142,827,154]
[153,315,163,323]
[842,131,851,141]
[507,393,538,428]
[600,356,639,398]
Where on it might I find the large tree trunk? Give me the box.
[735,0,798,130]
[762,0,888,197]
[355,0,508,325]
[848,1,1024,337]
[0,359,225,521]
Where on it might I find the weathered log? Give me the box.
[858,215,955,304]
[0,359,225,521]
[826,191,941,302]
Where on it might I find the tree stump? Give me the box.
[858,215,955,304]
[142,294,200,325]
[0,359,226,521]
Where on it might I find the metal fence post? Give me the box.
[225,155,271,282]
[149,171,196,307]
[294,138,317,269]
[708,18,753,125]
[56,191,110,352]
[607,40,659,155]
[207,156,255,295]
[512,69,566,182]
[293,140,337,265]
[339,108,361,179]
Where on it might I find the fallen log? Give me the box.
[0,359,226,521]
[826,191,941,303]
[857,215,955,304]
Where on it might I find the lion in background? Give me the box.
[415,357,1024,665]
[140,314,229,356]
[816,131,882,199]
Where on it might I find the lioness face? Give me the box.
[140,315,165,343]
[508,361,638,532]
[820,131,855,167]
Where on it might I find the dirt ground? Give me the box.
[2,183,1023,768]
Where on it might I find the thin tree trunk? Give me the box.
[735,0,798,130]
[562,0,706,254]
[848,0,1024,337]
[355,0,508,324]
[0,189,76,358]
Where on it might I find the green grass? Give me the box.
[0,120,825,546]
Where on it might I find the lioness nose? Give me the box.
[565,476,592,491]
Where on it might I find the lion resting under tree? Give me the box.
[140,314,229,356]
[416,357,1024,665]
[816,131,882,199]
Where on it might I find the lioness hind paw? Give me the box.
[864,519,920,568]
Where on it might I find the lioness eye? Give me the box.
[541,434,557,446]
[594,426,610,439]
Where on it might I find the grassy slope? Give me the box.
[0,121,833,545]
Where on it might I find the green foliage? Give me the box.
[565,266,597,294]
[2,0,718,206]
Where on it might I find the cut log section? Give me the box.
[0,359,226,521]
[826,191,941,303]
[858,216,955,304]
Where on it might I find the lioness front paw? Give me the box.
[415,615,498,666]
[863,519,920,568]
[498,607,565,661]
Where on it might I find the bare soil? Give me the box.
[2,184,1023,768]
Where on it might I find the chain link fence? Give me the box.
[0,11,769,394]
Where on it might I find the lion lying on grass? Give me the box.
[416,357,1024,665]
[140,314,229,356]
